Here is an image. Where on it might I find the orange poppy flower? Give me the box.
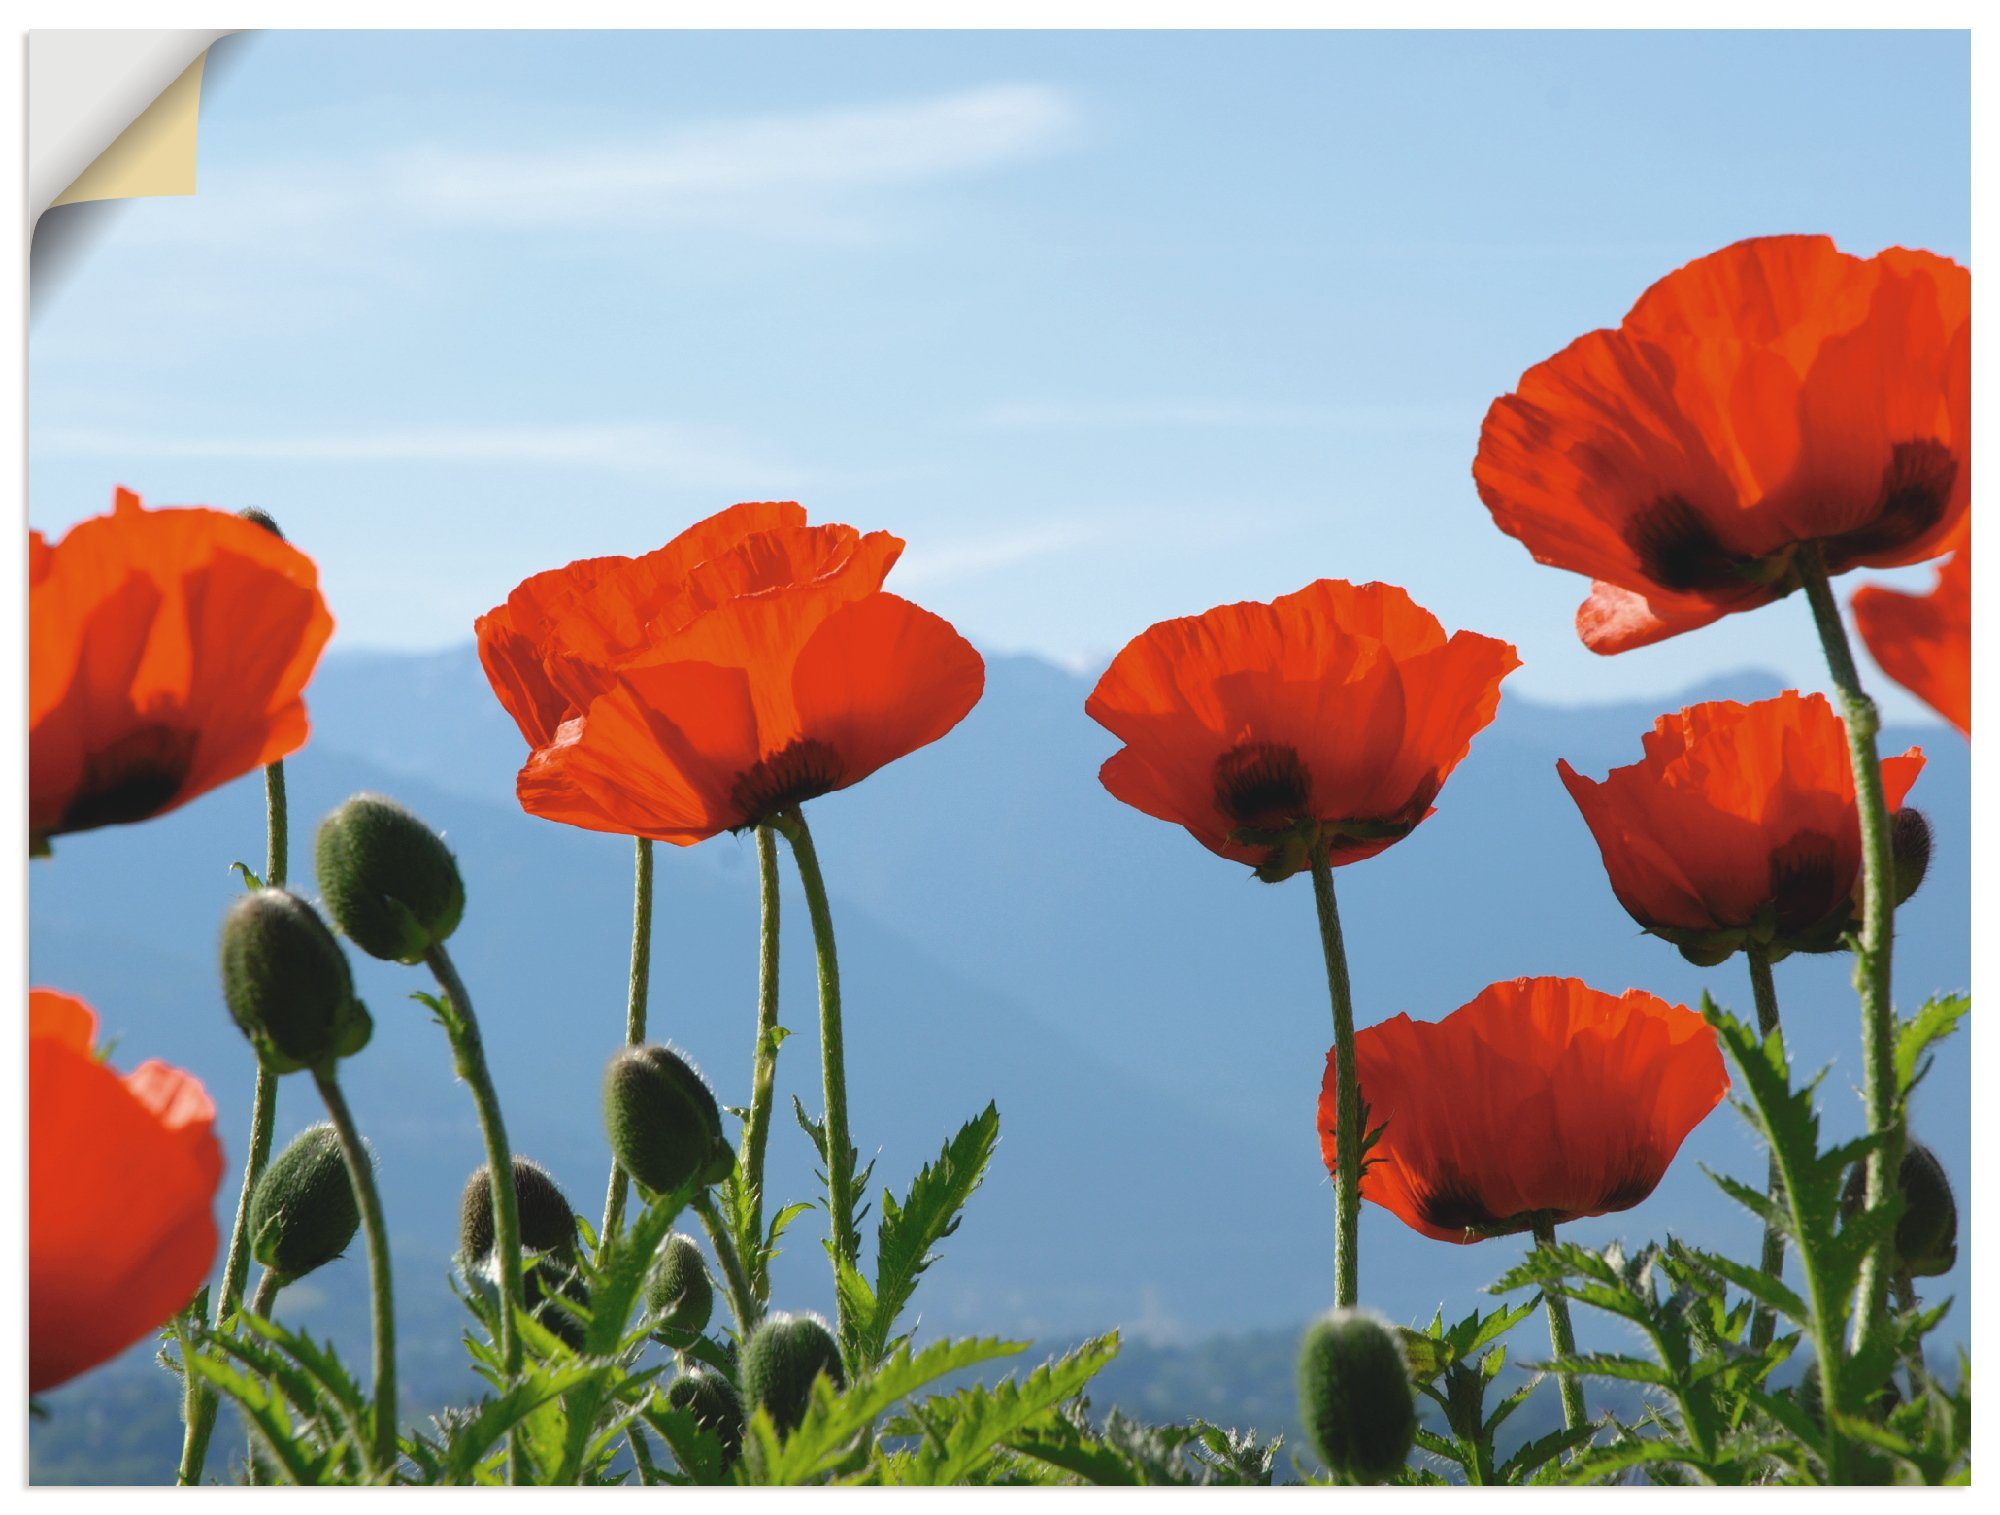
[1853,545,1971,736]
[1475,235,1969,653]
[1320,977,1727,1244]
[1085,580,1519,882]
[492,516,983,842]
[1558,692,1925,961]
[30,488,333,850]
[30,989,224,1393]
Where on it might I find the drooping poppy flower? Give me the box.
[489,510,984,843]
[1557,692,1926,962]
[30,488,334,851]
[1475,235,1969,653]
[30,989,224,1393]
[1853,545,1971,736]
[1085,580,1519,882]
[1320,977,1727,1244]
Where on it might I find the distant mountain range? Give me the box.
[29,642,1969,1459]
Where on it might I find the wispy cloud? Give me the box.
[893,520,1107,588]
[394,84,1080,235]
[968,398,1471,433]
[34,422,805,489]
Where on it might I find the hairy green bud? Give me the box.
[236,506,285,539]
[602,1044,733,1196]
[315,793,466,963]
[522,1254,591,1352]
[220,888,372,1073]
[1297,1308,1416,1484]
[458,1157,578,1264]
[742,1311,845,1436]
[248,1122,359,1282]
[665,1367,743,1466]
[1844,1141,1957,1278]
[647,1232,715,1342]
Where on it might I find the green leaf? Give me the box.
[887,1333,1120,1486]
[848,1103,1001,1367]
[230,861,265,890]
[1894,994,1969,1100]
[1678,1245,1809,1327]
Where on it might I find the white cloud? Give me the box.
[394,83,1079,236]
[893,520,1106,588]
[33,421,806,490]
[968,398,1471,432]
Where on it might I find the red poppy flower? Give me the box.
[1854,545,1970,736]
[1085,580,1519,882]
[1558,692,1925,961]
[1475,235,1969,653]
[30,989,224,1393]
[1320,977,1727,1244]
[489,508,983,843]
[30,488,334,850]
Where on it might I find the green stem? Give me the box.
[601,837,655,1247]
[1746,947,1788,1353]
[425,944,524,1386]
[248,1268,284,1319]
[775,809,860,1340]
[693,1193,760,1339]
[1309,854,1361,1309]
[739,824,783,1302]
[1531,1218,1588,1435]
[1799,549,1901,1351]
[177,759,288,1487]
[310,1068,397,1476]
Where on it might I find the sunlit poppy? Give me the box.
[1085,580,1519,882]
[1558,692,1926,961]
[30,989,224,1393]
[30,488,333,851]
[1320,977,1727,1244]
[1475,235,1969,653]
[1853,545,1970,736]
[497,521,983,841]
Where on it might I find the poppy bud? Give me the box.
[1297,1307,1416,1485]
[1843,1141,1957,1278]
[741,1311,845,1435]
[602,1044,734,1196]
[458,1157,578,1264]
[315,794,466,964]
[647,1232,714,1341]
[1891,808,1933,908]
[521,1253,591,1351]
[220,888,373,1073]
[248,1122,359,1282]
[666,1366,744,1466]
[236,507,285,539]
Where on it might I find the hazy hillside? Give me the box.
[28,643,1969,1480]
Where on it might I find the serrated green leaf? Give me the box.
[887,1333,1119,1486]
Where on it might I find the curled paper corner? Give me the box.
[50,52,210,210]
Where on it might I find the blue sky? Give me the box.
[29,28,1970,714]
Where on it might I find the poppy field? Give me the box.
[26,234,1970,1486]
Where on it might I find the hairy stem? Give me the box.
[601,837,655,1246]
[1309,854,1361,1309]
[177,759,288,1486]
[425,944,524,1393]
[738,824,783,1301]
[1746,946,1788,1353]
[310,1068,397,1475]
[775,809,859,1342]
[693,1193,760,1340]
[1800,550,1901,1351]
[1531,1218,1588,1435]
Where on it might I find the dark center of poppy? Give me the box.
[730,737,847,826]
[57,723,199,836]
[1620,496,1750,594]
[1212,741,1313,831]
[1767,829,1846,939]
[1821,438,1958,570]
[1414,1173,1510,1237]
